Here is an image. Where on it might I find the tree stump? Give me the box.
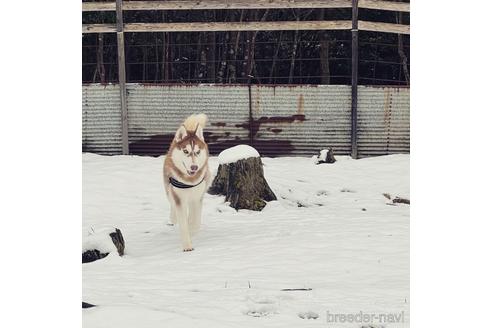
[82,302,96,309]
[208,145,276,211]
[82,228,125,263]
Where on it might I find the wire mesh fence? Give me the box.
[82,3,410,85]
[82,30,409,85]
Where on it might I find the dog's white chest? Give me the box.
[173,181,207,199]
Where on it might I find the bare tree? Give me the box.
[161,12,170,82]
[154,36,159,82]
[244,10,269,83]
[194,32,203,81]
[205,10,217,82]
[142,43,148,82]
[217,12,231,83]
[206,32,216,82]
[94,33,106,83]
[269,31,283,84]
[396,12,409,84]
[228,10,245,83]
[318,9,330,84]
[288,10,301,84]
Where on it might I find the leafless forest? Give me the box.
[83,2,409,85]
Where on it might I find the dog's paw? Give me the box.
[183,247,194,252]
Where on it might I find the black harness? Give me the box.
[169,176,205,189]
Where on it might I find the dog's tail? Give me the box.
[183,113,208,131]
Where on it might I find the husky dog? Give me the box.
[163,114,211,251]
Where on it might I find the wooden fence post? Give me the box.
[116,0,129,155]
[350,0,359,159]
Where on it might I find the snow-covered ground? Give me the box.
[83,153,409,327]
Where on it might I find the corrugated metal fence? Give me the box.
[82,84,122,154]
[82,83,409,157]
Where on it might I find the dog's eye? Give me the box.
[196,150,200,155]
[183,149,189,154]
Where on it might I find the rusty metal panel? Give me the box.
[82,84,122,154]
[357,86,410,157]
[82,83,409,158]
[250,85,352,156]
[126,84,250,156]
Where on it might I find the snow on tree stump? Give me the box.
[313,148,336,164]
[209,145,277,211]
[82,228,125,263]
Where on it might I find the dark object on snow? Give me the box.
[208,156,276,211]
[82,302,96,308]
[109,228,125,256]
[82,228,125,263]
[315,148,336,164]
[393,197,410,205]
[383,193,410,205]
[280,288,313,291]
[82,249,109,263]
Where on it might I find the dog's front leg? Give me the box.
[176,205,193,251]
[189,199,202,236]
[167,203,177,226]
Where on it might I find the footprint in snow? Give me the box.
[243,295,278,317]
[244,304,278,317]
[298,311,319,320]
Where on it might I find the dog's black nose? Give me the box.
[190,165,198,171]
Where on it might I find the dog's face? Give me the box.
[171,125,208,176]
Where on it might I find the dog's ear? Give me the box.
[195,124,204,141]
[174,125,188,142]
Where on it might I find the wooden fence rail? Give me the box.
[82,0,409,12]
[82,20,409,34]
